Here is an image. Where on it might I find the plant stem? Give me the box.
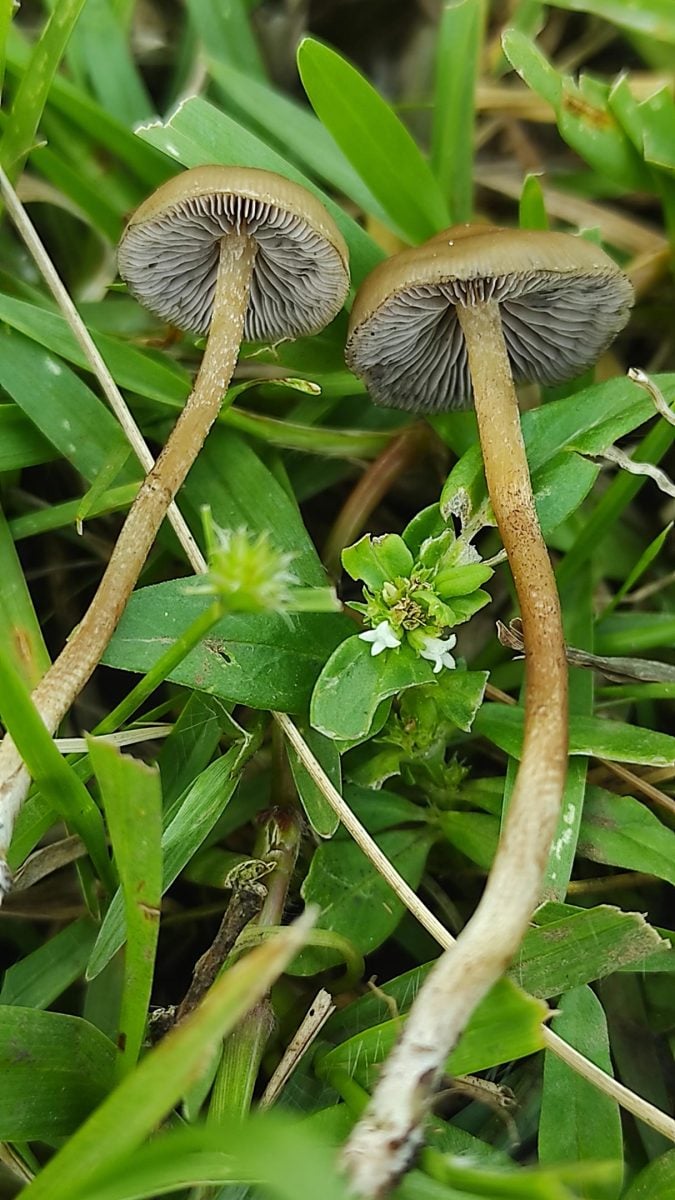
[341,300,568,1198]
[0,235,256,898]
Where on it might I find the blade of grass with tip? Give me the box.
[20,913,316,1200]
[0,502,50,688]
[0,0,88,181]
[88,739,162,1079]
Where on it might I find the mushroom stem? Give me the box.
[0,234,257,897]
[341,300,568,1198]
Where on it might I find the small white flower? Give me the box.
[359,620,401,657]
[419,633,457,673]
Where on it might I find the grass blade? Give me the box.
[20,912,316,1200]
[431,0,485,223]
[88,739,162,1078]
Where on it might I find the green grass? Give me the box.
[1,2,675,1199]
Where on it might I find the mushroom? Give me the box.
[0,166,349,897]
[342,224,633,1196]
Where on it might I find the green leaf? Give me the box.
[310,637,434,741]
[434,670,488,732]
[88,740,162,1077]
[519,172,549,230]
[20,920,314,1200]
[104,583,351,713]
[514,905,668,998]
[293,828,434,974]
[64,0,153,126]
[0,919,98,1008]
[183,429,327,587]
[317,977,548,1087]
[622,1150,675,1200]
[87,743,256,978]
[539,986,623,1197]
[67,1117,351,1200]
[208,59,387,225]
[342,533,414,590]
[286,722,341,837]
[578,787,675,884]
[544,0,675,45]
[438,811,498,870]
[0,329,136,484]
[502,31,650,190]
[297,38,450,243]
[474,705,675,767]
[0,500,50,687]
[431,0,484,222]
[187,0,265,78]
[0,403,56,471]
[0,0,87,180]
[0,1007,115,1141]
[0,642,114,895]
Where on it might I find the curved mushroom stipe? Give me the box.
[0,166,349,898]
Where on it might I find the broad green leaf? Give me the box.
[65,1117,350,1200]
[342,533,414,590]
[297,38,450,243]
[20,920,314,1200]
[539,986,622,1197]
[310,637,434,741]
[208,59,387,225]
[317,977,548,1087]
[0,403,56,470]
[0,919,97,1008]
[0,291,191,407]
[88,740,162,1077]
[183,429,326,587]
[434,670,488,732]
[622,1150,675,1200]
[438,811,498,870]
[0,329,137,484]
[545,0,675,45]
[104,583,351,713]
[65,0,153,125]
[0,1007,115,1140]
[474,705,675,767]
[286,722,341,837]
[294,828,434,974]
[431,0,485,222]
[135,94,383,286]
[578,787,675,884]
[514,905,667,997]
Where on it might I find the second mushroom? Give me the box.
[342,223,633,1196]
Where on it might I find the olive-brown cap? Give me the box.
[346,224,634,412]
[118,165,349,341]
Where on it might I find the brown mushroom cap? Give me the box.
[118,165,349,342]
[346,224,634,413]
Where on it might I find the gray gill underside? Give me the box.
[118,192,346,342]
[347,272,634,412]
